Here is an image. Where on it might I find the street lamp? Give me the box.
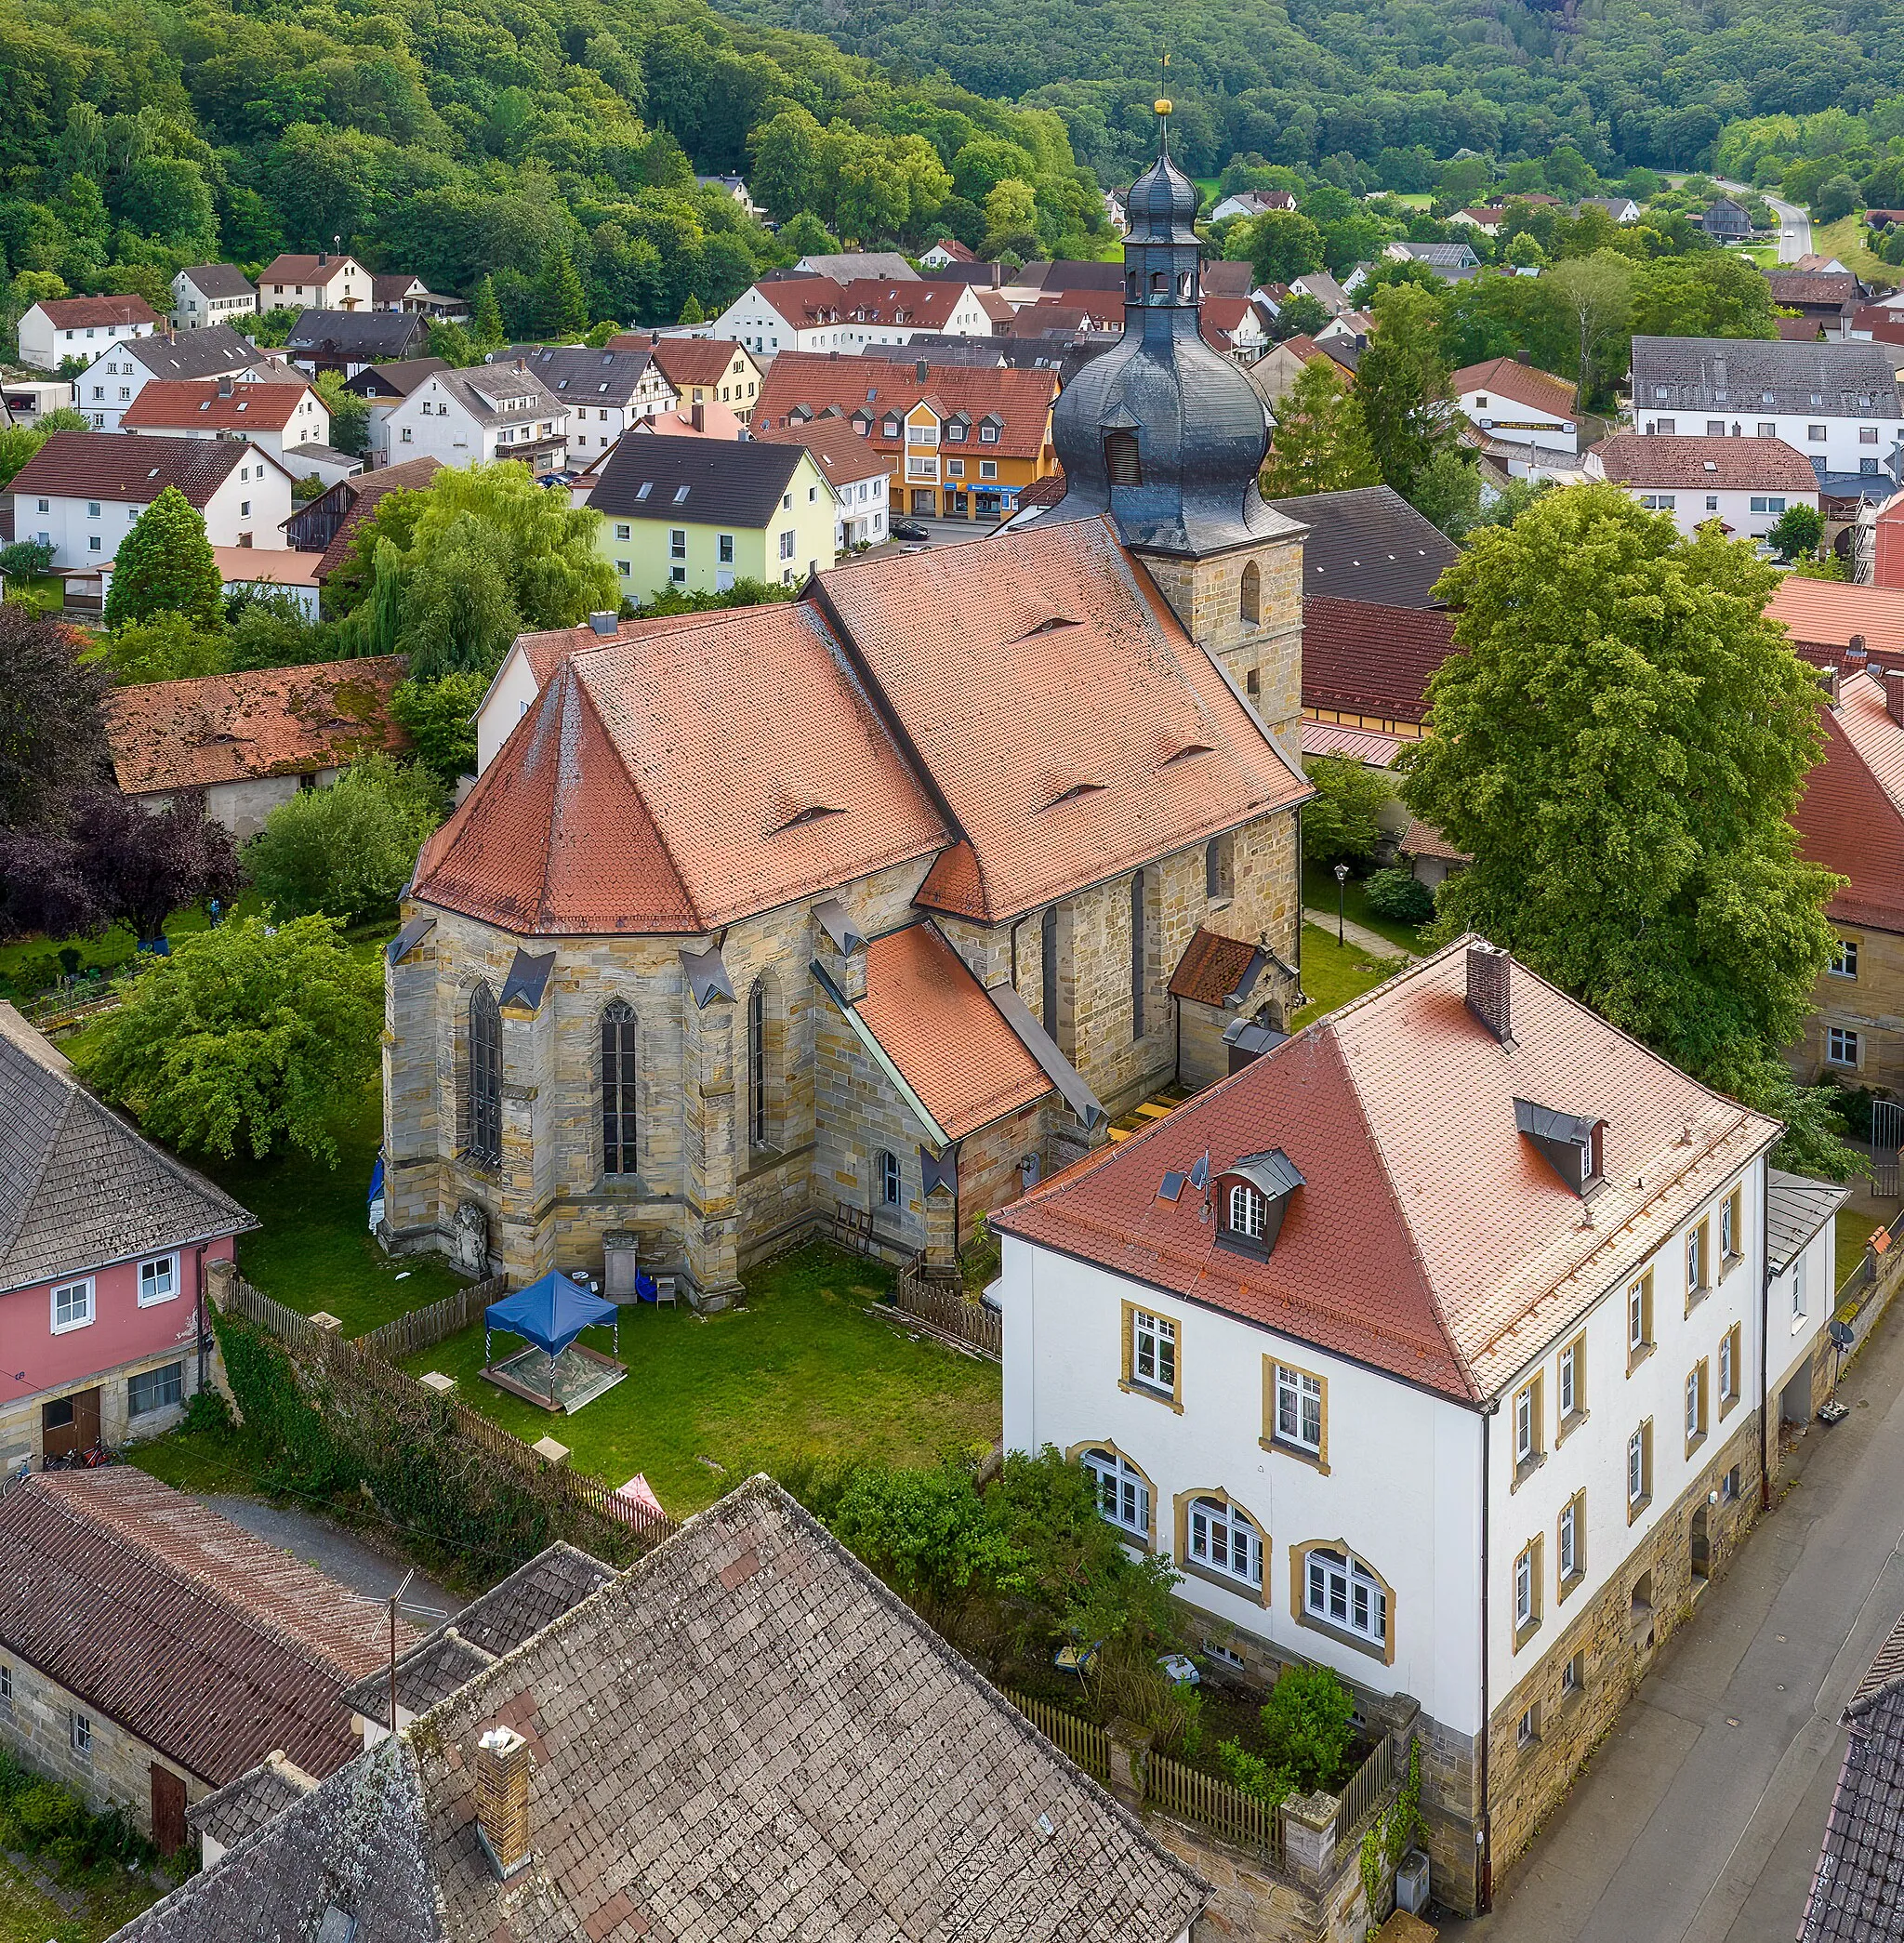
[1333,862,1348,945]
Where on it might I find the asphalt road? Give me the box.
[1710,177,1811,263]
[1439,1291,1904,1943]
[198,1491,458,1620]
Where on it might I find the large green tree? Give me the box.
[103,485,221,629]
[1260,355,1380,497]
[80,913,384,1164]
[245,752,444,926]
[1355,282,1458,507]
[1400,483,1851,1172]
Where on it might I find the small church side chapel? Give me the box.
[381,105,1315,1302]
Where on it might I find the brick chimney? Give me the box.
[318,248,328,268]
[691,401,705,432]
[218,375,232,398]
[472,1725,533,1879]
[1819,660,1841,707]
[1465,940,1513,1044]
[1848,633,1869,669]
[1886,668,1904,728]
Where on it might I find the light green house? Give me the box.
[583,432,838,600]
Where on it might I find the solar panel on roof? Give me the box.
[1159,1171,1186,1202]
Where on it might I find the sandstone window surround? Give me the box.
[1121,1301,1182,1410]
[1240,560,1262,626]
[1262,1356,1329,1474]
[1075,1442,1156,1548]
[600,998,639,1178]
[1685,1216,1710,1315]
[1511,1372,1545,1488]
[1178,1487,1268,1603]
[1513,1533,1542,1651]
[1626,1418,1654,1523]
[1557,1489,1586,1603]
[1719,1323,1743,1419]
[1685,1357,1710,1459]
[1626,1268,1655,1373]
[1292,1540,1394,1664]
[1720,1183,1743,1273]
[878,1149,902,1207]
[466,983,502,1167]
[1556,1331,1588,1444]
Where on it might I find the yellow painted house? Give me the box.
[582,432,838,601]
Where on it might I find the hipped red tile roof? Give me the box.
[1168,928,1259,1007]
[1302,596,1456,724]
[1792,687,1904,933]
[1594,432,1819,493]
[1767,577,1904,661]
[821,515,1310,923]
[122,377,314,432]
[33,294,158,330]
[853,924,1050,1138]
[755,415,889,484]
[411,606,949,936]
[104,656,409,794]
[994,938,1778,1402]
[0,1470,400,1787]
[754,351,1057,461]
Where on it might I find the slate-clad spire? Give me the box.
[1043,98,1292,559]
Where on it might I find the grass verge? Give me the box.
[400,1241,1002,1517]
[0,1854,159,1943]
[1302,863,1427,956]
[1289,922,1404,1030]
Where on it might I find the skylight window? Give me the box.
[673,485,690,503]
[635,481,652,500]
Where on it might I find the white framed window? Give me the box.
[1305,1547,1386,1646]
[1828,1025,1859,1067]
[1686,1361,1707,1446]
[1228,1183,1267,1240]
[128,1361,183,1418]
[1516,1703,1539,1748]
[1514,1545,1534,1627]
[1276,1365,1322,1451]
[1686,1226,1703,1297]
[1793,1251,1807,1321]
[139,1253,178,1306]
[615,522,630,539]
[778,529,796,561]
[1559,1500,1580,1584]
[1831,938,1858,978]
[1558,1341,1579,1419]
[51,1277,94,1334]
[1719,1328,1736,1403]
[878,1149,901,1207]
[1082,1447,1149,1540]
[1514,1383,1536,1464]
[1627,1427,1646,1505]
[1188,1496,1262,1589]
[1627,1276,1648,1352]
[1130,1308,1176,1393]
[669,528,686,559]
[70,1712,92,1757]
[0,1661,10,1706]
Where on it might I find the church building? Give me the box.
[380,120,1314,1302]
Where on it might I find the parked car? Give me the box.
[891,519,931,543]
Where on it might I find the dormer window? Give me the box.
[1514,1099,1604,1195]
[1215,1150,1304,1258]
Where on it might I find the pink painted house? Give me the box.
[0,1004,255,1472]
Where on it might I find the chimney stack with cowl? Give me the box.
[473,1725,533,1880]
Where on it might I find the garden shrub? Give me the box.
[1364,866,1435,925]
[0,1751,152,1880]
[1217,1661,1356,1805]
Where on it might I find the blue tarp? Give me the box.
[484,1272,619,1357]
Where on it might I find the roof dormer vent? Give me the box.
[1514,1098,1604,1196]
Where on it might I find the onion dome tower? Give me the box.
[1044,98,1295,557]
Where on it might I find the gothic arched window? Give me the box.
[1130,869,1149,1040]
[747,984,769,1148]
[1104,431,1142,487]
[1041,905,1061,1039]
[601,998,638,1177]
[467,985,501,1165]
[1241,561,1262,625]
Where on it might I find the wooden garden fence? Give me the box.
[892,1254,1002,1360]
[1004,1688,1110,1780]
[356,1277,507,1361]
[213,1275,674,1557]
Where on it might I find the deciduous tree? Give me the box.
[1259,355,1380,496]
[0,604,111,831]
[245,752,443,925]
[103,485,221,629]
[1355,282,1457,505]
[69,787,243,943]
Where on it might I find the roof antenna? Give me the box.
[384,1569,448,1738]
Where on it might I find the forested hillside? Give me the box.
[0,0,1106,336]
[720,0,1904,183]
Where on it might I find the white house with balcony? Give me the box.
[994,936,1828,1919]
[382,363,568,475]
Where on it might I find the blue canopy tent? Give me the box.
[483,1272,624,1412]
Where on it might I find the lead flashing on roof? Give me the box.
[984,981,1106,1131]
[811,896,867,955]
[388,915,436,966]
[681,945,736,1010]
[499,948,556,1013]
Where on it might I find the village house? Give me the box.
[994,934,1839,1917]
[711,275,1005,355]
[258,250,371,312]
[752,352,1059,522]
[369,272,469,320]
[1380,239,1481,283]
[1589,432,1822,543]
[168,265,258,333]
[284,308,429,378]
[1209,187,1298,224]
[1630,337,1904,482]
[578,433,837,598]
[75,323,265,432]
[15,294,157,373]
[101,656,409,836]
[1450,356,1580,456]
[345,356,449,463]
[109,1479,1207,1943]
[281,456,441,588]
[8,430,295,570]
[754,413,891,549]
[0,1468,398,1852]
[1578,195,1643,224]
[0,1005,254,1472]
[606,333,764,424]
[491,344,676,459]
[380,132,1311,1300]
[1699,196,1755,244]
[120,374,333,470]
[919,237,978,268]
[695,171,766,220]
[382,361,567,474]
[1767,268,1865,335]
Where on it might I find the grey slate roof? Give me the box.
[286,310,428,363]
[126,324,262,383]
[1766,1168,1849,1274]
[178,265,256,301]
[1264,482,1459,606]
[588,431,810,526]
[187,1752,317,1851]
[121,1479,1210,1943]
[1631,337,1904,418]
[428,363,563,430]
[0,1007,255,1294]
[796,250,919,283]
[496,344,658,407]
[1801,1611,1904,1940]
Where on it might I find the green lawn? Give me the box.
[1837,1212,1878,1297]
[0,893,268,1004]
[0,1857,158,1943]
[1289,921,1405,1030]
[1302,862,1428,956]
[1809,209,1891,282]
[4,573,65,617]
[400,1241,1003,1518]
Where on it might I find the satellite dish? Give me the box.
[1829,1319,1856,1349]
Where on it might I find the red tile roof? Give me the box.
[8,430,254,508]
[821,515,1310,923]
[1399,817,1467,864]
[1792,686,1904,933]
[994,937,1779,1402]
[754,415,889,485]
[853,924,1050,1138]
[1168,928,1259,1006]
[32,294,158,331]
[1302,596,1456,724]
[258,254,359,286]
[103,656,409,794]
[0,1469,401,1788]
[755,351,1057,462]
[1594,432,1819,493]
[625,336,757,394]
[1199,296,1266,350]
[411,607,949,936]
[122,377,315,433]
[753,277,976,333]
[1767,577,1904,661]
[1451,356,1578,421]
